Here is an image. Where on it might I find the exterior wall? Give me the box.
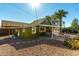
[14,25,60,39]
[14,26,40,39]
[14,26,52,39]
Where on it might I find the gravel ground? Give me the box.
[16,39,79,56]
[0,44,18,56]
[0,37,79,56]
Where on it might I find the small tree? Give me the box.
[71,18,79,33]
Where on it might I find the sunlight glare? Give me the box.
[30,3,40,8]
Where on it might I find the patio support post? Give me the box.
[17,29,20,37]
[52,26,54,39]
[51,19,54,39]
[51,25,53,39]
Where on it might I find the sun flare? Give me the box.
[30,3,40,8]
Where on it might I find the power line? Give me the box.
[11,4,39,20]
[11,4,30,16]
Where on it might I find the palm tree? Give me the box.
[63,21,65,28]
[51,14,58,20]
[53,9,68,33]
[46,15,58,24]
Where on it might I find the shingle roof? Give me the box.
[31,18,45,26]
[1,20,31,28]
[1,17,59,28]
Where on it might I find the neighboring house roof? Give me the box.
[1,20,31,28]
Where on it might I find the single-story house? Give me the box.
[1,18,60,39]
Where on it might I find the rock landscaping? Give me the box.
[0,36,79,56]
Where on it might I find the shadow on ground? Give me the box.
[0,37,68,50]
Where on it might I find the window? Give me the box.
[23,29,25,32]
[32,27,36,34]
[39,26,46,32]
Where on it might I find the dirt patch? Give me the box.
[17,44,79,56]
[0,44,18,56]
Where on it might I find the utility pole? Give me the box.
[35,7,38,19]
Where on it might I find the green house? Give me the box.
[1,18,60,39]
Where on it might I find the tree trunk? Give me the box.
[60,17,62,33]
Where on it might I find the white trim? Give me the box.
[23,28,25,32]
[18,32,20,37]
[32,27,36,34]
[40,24,52,27]
[39,26,46,32]
[40,24,60,27]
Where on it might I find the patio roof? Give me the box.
[0,26,31,29]
[1,20,31,28]
[39,24,60,27]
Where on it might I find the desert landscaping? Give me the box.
[0,35,79,56]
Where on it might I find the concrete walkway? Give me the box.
[0,35,12,40]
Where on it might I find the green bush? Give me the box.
[62,27,79,34]
[62,27,72,33]
[64,37,79,49]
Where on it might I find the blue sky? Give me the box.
[0,3,79,27]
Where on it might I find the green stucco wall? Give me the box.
[14,26,40,40]
[14,26,52,40]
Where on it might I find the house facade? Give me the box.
[1,18,60,39]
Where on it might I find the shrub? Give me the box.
[62,27,72,33]
[62,27,78,34]
[71,28,78,33]
[64,37,79,49]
